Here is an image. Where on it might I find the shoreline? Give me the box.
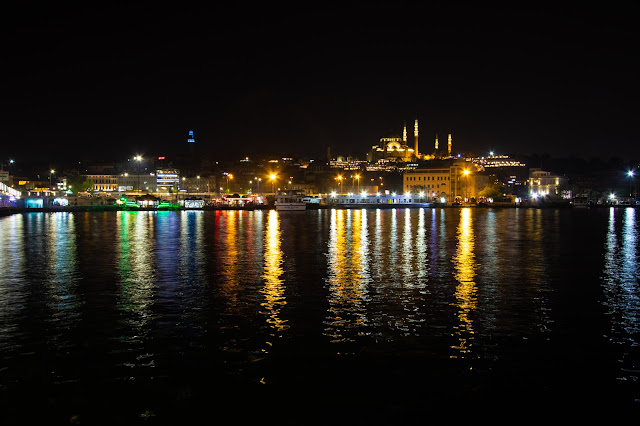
[1,203,636,216]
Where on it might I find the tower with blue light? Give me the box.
[187,130,195,155]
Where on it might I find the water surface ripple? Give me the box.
[1,208,638,422]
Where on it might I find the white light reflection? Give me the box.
[401,209,413,281]
[0,214,26,350]
[415,208,428,285]
[45,213,81,346]
[602,207,640,379]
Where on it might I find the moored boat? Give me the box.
[275,190,306,211]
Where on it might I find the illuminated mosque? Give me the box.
[366,119,453,162]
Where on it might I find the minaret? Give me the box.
[447,133,452,156]
[402,121,407,144]
[414,118,419,157]
[435,134,439,151]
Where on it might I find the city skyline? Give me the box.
[3,4,638,162]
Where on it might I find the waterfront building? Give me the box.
[180,175,215,194]
[156,169,180,193]
[403,161,485,203]
[85,174,118,192]
[527,168,566,197]
[287,183,317,196]
[118,173,156,192]
[403,167,451,201]
[0,181,21,206]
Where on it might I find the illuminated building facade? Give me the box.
[156,169,180,193]
[330,157,368,170]
[0,181,21,207]
[367,123,416,162]
[366,119,458,162]
[403,162,484,203]
[118,173,156,192]
[180,175,215,194]
[527,168,565,197]
[85,174,118,192]
[403,167,451,200]
[472,154,526,169]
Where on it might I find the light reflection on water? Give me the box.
[0,214,26,352]
[262,210,288,334]
[602,207,640,379]
[325,209,370,343]
[116,212,155,338]
[451,208,477,358]
[1,207,640,417]
[219,210,241,308]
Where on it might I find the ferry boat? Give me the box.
[275,191,306,211]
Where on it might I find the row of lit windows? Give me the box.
[405,175,450,181]
[407,184,444,189]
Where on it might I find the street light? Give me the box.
[628,170,634,197]
[226,174,233,193]
[269,174,277,193]
[336,175,343,194]
[1,159,14,171]
[355,174,360,193]
[50,169,55,192]
[135,155,142,192]
[463,169,470,203]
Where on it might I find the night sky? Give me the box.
[3,3,639,163]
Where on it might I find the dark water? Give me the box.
[1,208,639,423]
